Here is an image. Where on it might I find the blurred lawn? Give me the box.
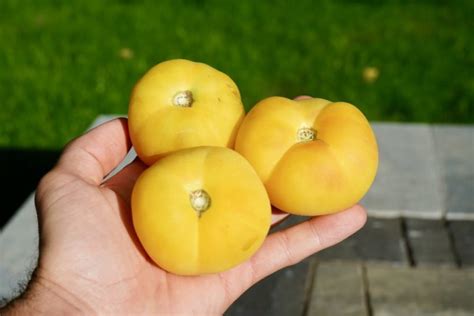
[0,0,472,148]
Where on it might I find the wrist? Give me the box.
[1,271,92,315]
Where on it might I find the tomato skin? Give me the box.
[128,59,244,165]
[235,97,378,216]
[131,146,271,275]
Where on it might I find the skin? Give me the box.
[235,96,378,216]
[132,146,272,275]
[1,109,366,315]
[129,59,245,165]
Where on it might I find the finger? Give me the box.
[102,158,147,205]
[56,118,131,185]
[252,205,366,279]
[294,95,312,100]
[223,205,367,297]
[270,207,290,227]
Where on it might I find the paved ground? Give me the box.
[1,117,473,313]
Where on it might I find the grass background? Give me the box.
[1,0,473,149]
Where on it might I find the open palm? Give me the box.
[30,118,366,314]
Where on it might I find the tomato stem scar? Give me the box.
[296,127,317,142]
[189,189,211,217]
[173,90,193,107]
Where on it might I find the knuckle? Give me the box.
[277,231,296,266]
[308,220,323,248]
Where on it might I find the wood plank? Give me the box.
[226,260,311,316]
[317,218,408,264]
[367,263,474,316]
[0,195,38,302]
[307,261,368,316]
[432,125,474,220]
[361,123,444,219]
[406,219,456,267]
[449,221,474,266]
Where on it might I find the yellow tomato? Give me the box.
[235,97,378,216]
[131,146,271,275]
[128,59,245,165]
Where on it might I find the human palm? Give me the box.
[19,118,366,314]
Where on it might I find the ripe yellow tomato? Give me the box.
[235,97,378,216]
[128,59,245,165]
[131,146,271,275]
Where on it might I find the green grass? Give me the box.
[1,0,473,149]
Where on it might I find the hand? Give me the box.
[2,118,366,315]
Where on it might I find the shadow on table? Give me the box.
[0,148,60,229]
